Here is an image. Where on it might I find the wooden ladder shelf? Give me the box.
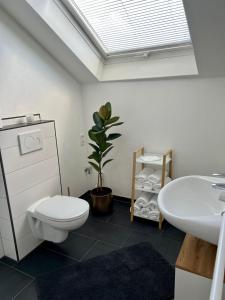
[130,147,173,230]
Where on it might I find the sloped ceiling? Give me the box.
[183,0,225,77]
[0,0,98,83]
[1,0,225,82]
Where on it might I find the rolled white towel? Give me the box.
[148,169,168,184]
[148,199,158,211]
[142,181,153,190]
[135,192,152,209]
[148,210,160,221]
[135,167,155,182]
[134,203,142,211]
[140,208,159,220]
[152,177,172,192]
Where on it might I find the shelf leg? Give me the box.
[159,213,163,230]
[130,212,134,222]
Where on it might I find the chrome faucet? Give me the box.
[212,174,225,192]
[212,173,225,178]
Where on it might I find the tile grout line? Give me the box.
[0,260,35,280]
[79,240,99,261]
[40,245,80,263]
[12,278,36,300]
[73,232,121,248]
[120,230,133,248]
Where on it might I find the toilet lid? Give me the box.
[35,195,89,222]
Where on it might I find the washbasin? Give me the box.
[158,176,225,245]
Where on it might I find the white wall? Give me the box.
[82,77,225,197]
[0,236,4,258]
[0,8,88,197]
[102,47,198,81]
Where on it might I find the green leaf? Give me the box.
[88,151,101,163]
[100,142,112,152]
[93,132,107,149]
[88,161,100,172]
[88,129,97,142]
[105,102,112,119]
[107,133,121,141]
[102,159,113,168]
[91,125,102,132]
[105,122,124,131]
[99,105,108,120]
[89,143,99,152]
[105,116,119,125]
[93,112,104,129]
[102,146,113,158]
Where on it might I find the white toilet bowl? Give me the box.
[27,195,89,243]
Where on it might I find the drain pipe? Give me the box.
[210,212,225,300]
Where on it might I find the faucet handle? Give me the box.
[212,173,225,178]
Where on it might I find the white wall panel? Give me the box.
[0,122,62,260]
[10,176,60,219]
[2,238,17,260]
[0,236,4,258]
[17,233,42,260]
[0,198,10,220]
[0,218,14,240]
[2,136,57,174]
[0,122,55,150]
[6,156,59,197]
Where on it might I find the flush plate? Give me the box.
[18,129,43,155]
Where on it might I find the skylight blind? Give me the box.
[65,0,191,56]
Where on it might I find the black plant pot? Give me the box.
[90,187,113,215]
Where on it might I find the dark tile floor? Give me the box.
[0,199,185,300]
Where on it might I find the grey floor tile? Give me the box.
[123,230,161,247]
[13,247,76,277]
[42,233,96,260]
[157,238,182,265]
[75,217,130,246]
[82,241,119,261]
[124,230,182,265]
[161,221,185,242]
[0,262,33,300]
[108,209,159,235]
[14,280,39,300]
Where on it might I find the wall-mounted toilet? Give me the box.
[27,195,89,243]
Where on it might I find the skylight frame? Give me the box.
[61,0,192,60]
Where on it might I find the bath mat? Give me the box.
[36,242,174,300]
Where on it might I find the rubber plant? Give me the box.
[88,102,123,214]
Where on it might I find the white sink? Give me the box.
[158,176,225,245]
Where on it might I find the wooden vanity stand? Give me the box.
[175,234,225,300]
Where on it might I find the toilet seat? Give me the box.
[27,195,89,243]
[35,195,89,222]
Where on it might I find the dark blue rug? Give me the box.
[36,242,174,300]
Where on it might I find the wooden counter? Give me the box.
[176,234,224,281]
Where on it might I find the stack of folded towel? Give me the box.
[135,168,154,190]
[135,168,171,192]
[134,192,160,221]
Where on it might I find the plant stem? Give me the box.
[97,173,100,188]
[99,172,103,190]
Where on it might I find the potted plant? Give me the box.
[88,102,123,214]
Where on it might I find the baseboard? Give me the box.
[79,190,130,204]
[113,195,130,204]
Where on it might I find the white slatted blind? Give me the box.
[66,0,191,56]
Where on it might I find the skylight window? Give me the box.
[63,0,191,57]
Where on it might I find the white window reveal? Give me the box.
[62,0,191,58]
